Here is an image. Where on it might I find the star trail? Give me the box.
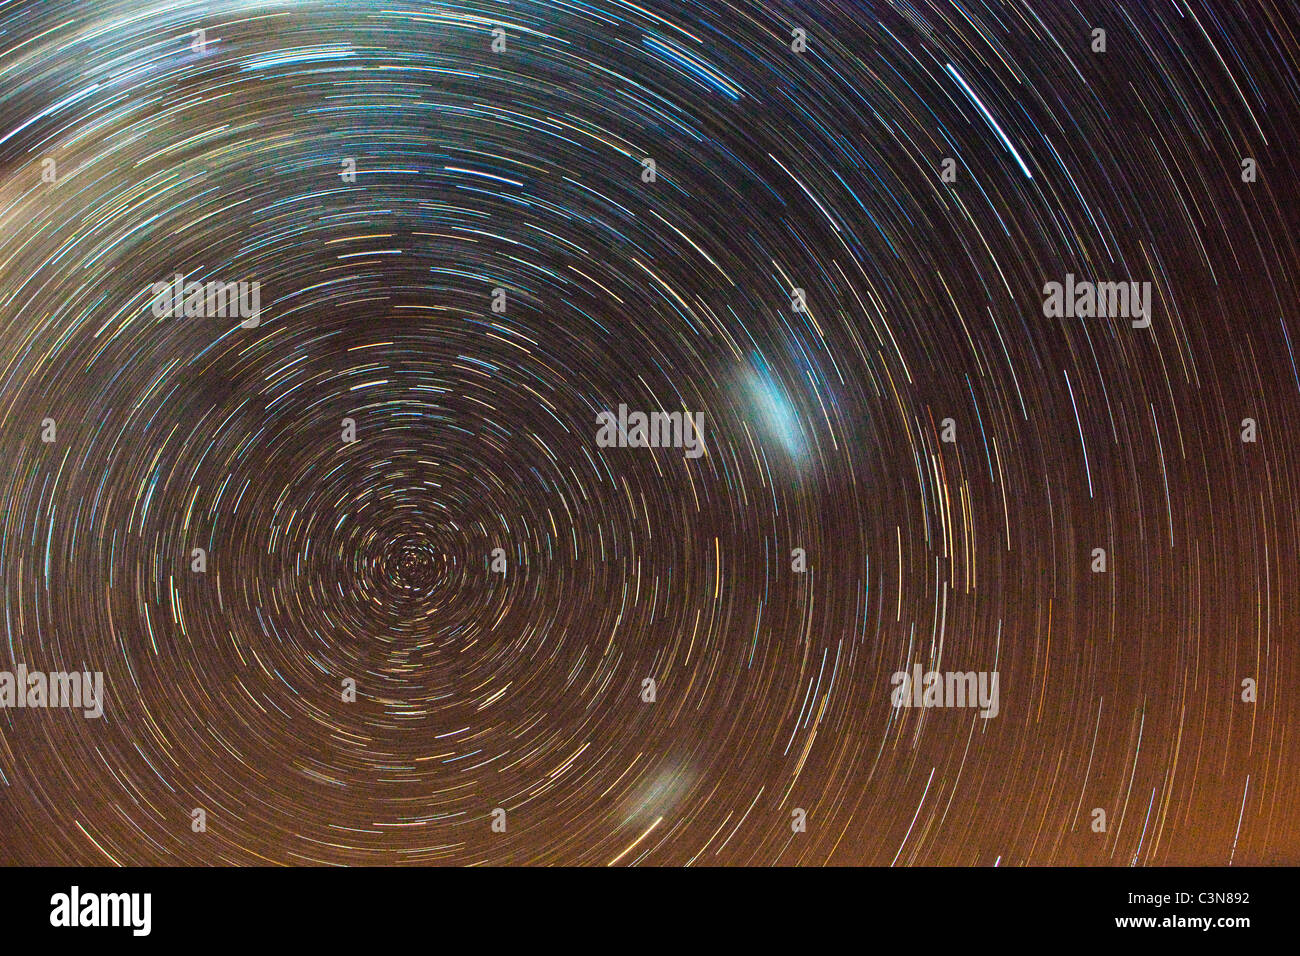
[0,0,1297,868]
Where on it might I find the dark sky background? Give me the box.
[0,0,1297,865]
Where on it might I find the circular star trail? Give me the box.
[0,0,1297,866]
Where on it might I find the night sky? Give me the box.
[0,0,1297,866]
